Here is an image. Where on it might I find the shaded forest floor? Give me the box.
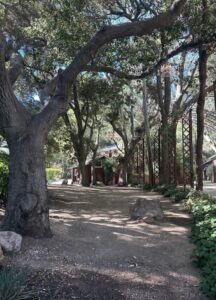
[0,186,207,300]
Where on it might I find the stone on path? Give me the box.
[62,179,68,185]
[130,198,163,221]
[0,231,22,253]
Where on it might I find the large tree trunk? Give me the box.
[2,136,51,237]
[121,159,128,186]
[79,160,90,187]
[127,159,133,185]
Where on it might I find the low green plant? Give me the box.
[172,188,190,202]
[0,268,33,300]
[153,184,189,203]
[102,157,116,184]
[46,168,62,181]
[143,183,152,191]
[153,184,176,195]
[185,191,216,299]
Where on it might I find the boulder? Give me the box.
[0,246,4,264]
[130,198,163,221]
[62,179,68,185]
[0,231,22,253]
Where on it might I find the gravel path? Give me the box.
[3,185,207,300]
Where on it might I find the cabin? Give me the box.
[71,145,121,185]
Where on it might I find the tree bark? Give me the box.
[196,45,208,190]
[1,135,51,237]
[142,79,154,186]
[79,160,89,187]
[159,59,171,185]
[168,121,177,184]
[121,159,128,186]
[196,0,208,191]
[160,118,169,184]
[0,0,186,237]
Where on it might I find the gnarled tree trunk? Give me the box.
[0,0,186,237]
[2,134,51,237]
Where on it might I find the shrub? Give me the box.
[102,158,116,184]
[143,183,153,191]
[185,191,216,299]
[0,161,9,205]
[153,184,175,195]
[0,268,33,300]
[46,168,62,181]
[170,188,190,203]
[153,184,189,203]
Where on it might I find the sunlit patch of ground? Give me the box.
[1,185,207,300]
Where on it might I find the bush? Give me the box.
[143,183,153,191]
[153,184,189,203]
[0,268,33,300]
[0,161,9,205]
[46,168,62,181]
[154,184,175,195]
[185,191,216,299]
[102,158,116,184]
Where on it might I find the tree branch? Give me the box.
[37,0,187,130]
[8,54,24,85]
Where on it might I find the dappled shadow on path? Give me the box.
[5,185,206,300]
[27,266,203,300]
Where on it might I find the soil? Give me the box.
[0,185,207,300]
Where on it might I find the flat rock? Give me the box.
[130,198,163,221]
[0,231,22,253]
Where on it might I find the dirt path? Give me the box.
[3,186,206,300]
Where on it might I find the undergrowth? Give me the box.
[185,190,216,299]
[145,184,216,298]
[0,268,33,300]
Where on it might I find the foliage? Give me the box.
[142,183,153,191]
[46,168,62,181]
[185,191,216,299]
[0,268,33,300]
[153,184,189,202]
[0,161,9,205]
[102,157,116,184]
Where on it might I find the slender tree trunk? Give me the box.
[160,117,169,184]
[92,150,97,185]
[168,121,177,184]
[142,79,154,186]
[2,136,51,237]
[196,45,208,191]
[160,62,171,185]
